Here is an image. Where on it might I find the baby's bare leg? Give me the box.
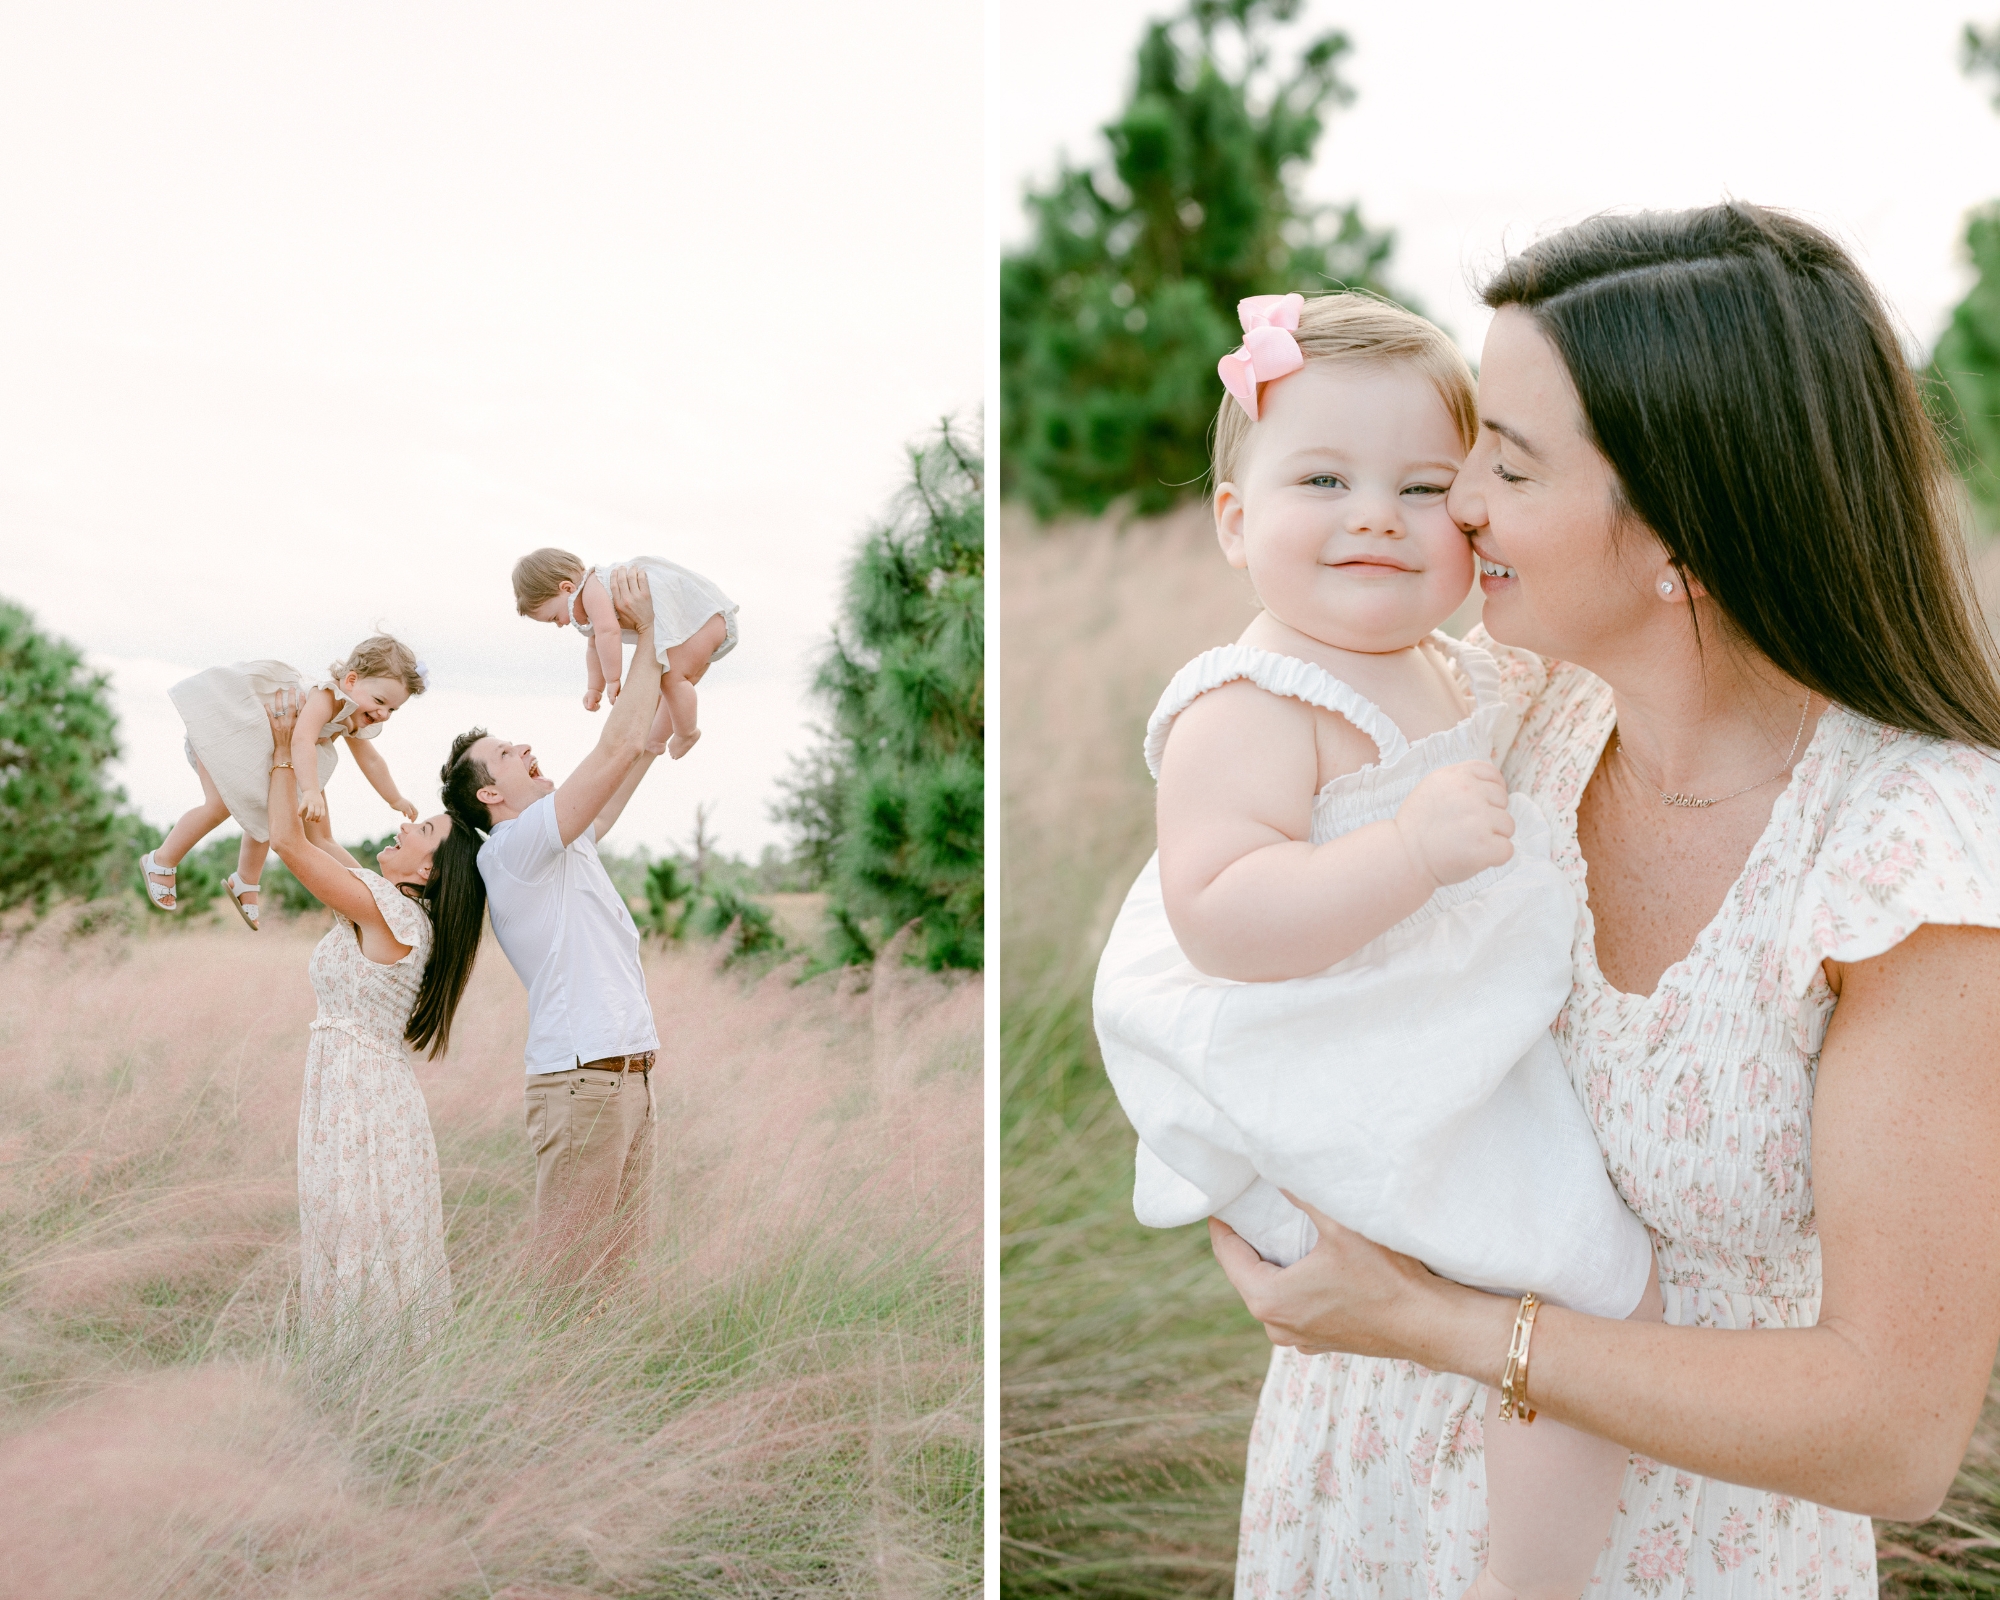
[1469,1263,1664,1600]
[643,690,673,756]
[662,612,728,760]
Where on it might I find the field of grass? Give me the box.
[0,906,981,1599]
[997,504,2000,1597]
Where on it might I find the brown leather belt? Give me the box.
[577,1051,656,1073]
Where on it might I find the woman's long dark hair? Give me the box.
[1484,202,2000,750]
[405,728,494,1059]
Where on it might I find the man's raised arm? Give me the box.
[553,565,661,846]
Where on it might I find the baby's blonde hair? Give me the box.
[331,634,425,695]
[1211,292,1478,487]
[512,547,587,615]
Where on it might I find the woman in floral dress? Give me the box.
[262,692,488,1350]
[1213,204,2000,1596]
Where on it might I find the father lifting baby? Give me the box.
[440,564,664,1283]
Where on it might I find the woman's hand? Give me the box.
[1210,1197,1458,1360]
[265,686,299,753]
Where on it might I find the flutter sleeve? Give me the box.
[1784,736,2000,996]
[353,868,433,965]
[1463,624,1549,766]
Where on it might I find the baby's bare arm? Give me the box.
[579,573,624,694]
[1156,684,1511,981]
[344,735,415,819]
[290,687,336,780]
[585,642,606,696]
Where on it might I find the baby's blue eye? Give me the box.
[1402,483,1447,497]
[1304,473,1345,489]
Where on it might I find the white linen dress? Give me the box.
[574,556,739,667]
[1094,634,1652,1320]
[1233,631,2000,1597]
[168,663,384,840]
[298,869,450,1350]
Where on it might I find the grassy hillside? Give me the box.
[998,505,2000,1596]
[0,913,981,1599]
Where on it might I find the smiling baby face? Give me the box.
[1214,359,1475,656]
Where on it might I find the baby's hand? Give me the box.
[1392,761,1513,889]
[584,687,602,712]
[298,787,329,825]
[392,794,418,822]
[605,679,620,706]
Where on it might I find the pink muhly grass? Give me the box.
[0,908,980,1597]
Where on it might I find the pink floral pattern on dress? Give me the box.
[1235,632,2000,1596]
[298,870,450,1350]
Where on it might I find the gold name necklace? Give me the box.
[1615,690,1813,809]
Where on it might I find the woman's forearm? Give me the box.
[1417,1287,1950,1521]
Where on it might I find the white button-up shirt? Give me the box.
[478,794,660,1075]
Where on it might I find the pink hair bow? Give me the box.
[1217,293,1305,421]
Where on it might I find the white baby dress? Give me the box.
[1093,635,1653,1319]
[169,663,383,841]
[577,557,740,669]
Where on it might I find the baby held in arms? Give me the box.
[512,548,739,759]
[1092,292,1661,1600]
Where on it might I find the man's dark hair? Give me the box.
[441,727,495,836]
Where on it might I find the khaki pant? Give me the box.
[523,1064,655,1283]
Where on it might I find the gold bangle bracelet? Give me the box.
[271,760,293,770]
[1498,1292,1541,1424]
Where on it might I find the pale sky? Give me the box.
[997,0,2000,362]
[0,2,980,859]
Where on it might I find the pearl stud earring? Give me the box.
[1659,580,1675,596]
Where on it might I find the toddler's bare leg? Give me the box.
[1470,1263,1663,1600]
[156,758,232,868]
[234,836,269,911]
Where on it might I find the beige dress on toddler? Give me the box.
[167,663,383,840]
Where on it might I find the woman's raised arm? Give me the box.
[1215,922,2000,1520]
[264,691,410,965]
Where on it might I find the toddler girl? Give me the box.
[1093,293,1659,1600]
[142,636,426,929]
[512,547,738,759]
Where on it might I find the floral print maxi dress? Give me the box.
[1233,634,2000,1598]
[298,869,450,1349]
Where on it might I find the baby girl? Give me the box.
[511,548,738,759]
[1094,293,1660,1600]
[143,635,426,928]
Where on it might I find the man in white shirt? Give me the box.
[440,564,664,1282]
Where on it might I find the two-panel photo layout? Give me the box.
[7,3,2000,1596]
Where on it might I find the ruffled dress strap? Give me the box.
[1143,645,1410,779]
[350,867,432,960]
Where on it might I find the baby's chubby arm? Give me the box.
[291,687,338,822]
[578,572,624,707]
[1156,683,1515,982]
[344,734,417,821]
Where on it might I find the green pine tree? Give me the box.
[778,420,983,970]
[1933,23,2000,526]
[0,599,128,912]
[1001,0,1401,519]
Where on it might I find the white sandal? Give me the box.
[227,873,260,931]
[140,850,178,912]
